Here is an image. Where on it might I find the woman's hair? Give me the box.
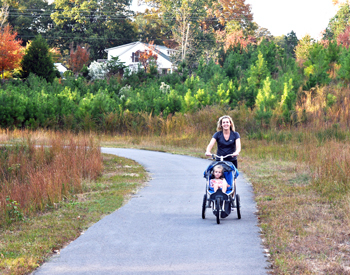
[216,115,235,132]
[213,165,224,178]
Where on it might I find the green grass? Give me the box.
[0,154,148,275]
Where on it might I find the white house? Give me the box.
[104,42,176,74]
[54,63,68,77]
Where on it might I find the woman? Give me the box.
[205,115,241,170]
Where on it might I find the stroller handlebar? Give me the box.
[210,154,234,161]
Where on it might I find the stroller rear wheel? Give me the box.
[236,194,241,219]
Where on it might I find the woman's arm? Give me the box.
[205,138,216,156]
[232,138,241,156]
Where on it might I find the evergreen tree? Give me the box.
[324,2,350,40]
[255,77,275,125]
[337,46,350,83]
[21,35,58,83]
[245,51,270,108]
[255,39,278,75]
[284,31,299,58]
[302,43,330,89]
[280,78,295,123]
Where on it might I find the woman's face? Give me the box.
[221,118,231,130]
[213,169,222,179]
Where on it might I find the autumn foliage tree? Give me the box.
[221,29,255,52]
[68,44,90,74]
[211,0,253,27]
[337,25,350,48]
[0,25,24,80]
[138,42,158,72]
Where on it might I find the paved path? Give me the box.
[33,148,268,275]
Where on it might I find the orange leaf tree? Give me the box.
[68,44,90,74]
[337,25,350,48]
[212,0,253,27]
[0,25,24,79]
[138,42,158,72]
[223,29,256,52]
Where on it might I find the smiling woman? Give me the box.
[205,115,241,170]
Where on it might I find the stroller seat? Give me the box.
[207,171,234,194]
[204,161,239,195]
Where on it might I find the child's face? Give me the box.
[213,169,222,179]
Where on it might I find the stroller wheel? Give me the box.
[202,194,206,219]
[230,196,235,210]
[236,194,241,219]
[215,197,221,224]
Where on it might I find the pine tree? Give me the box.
[255,77,275,125]
[338,46,350,83]
[245,51,270,108]
[21,35,58,83]
[280,78,295,123]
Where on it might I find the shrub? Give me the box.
[88,61,107,80]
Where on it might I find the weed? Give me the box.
[5,197,24,224]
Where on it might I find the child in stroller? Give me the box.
[210,165,229,193]
[202,154,241,224]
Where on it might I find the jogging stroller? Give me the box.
[202,154,241,224]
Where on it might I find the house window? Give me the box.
[131,52,139,62]
[162,69,167,75]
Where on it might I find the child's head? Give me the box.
[213,165,224,179]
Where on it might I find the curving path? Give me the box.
[33,148,268,275]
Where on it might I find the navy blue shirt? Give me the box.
[213,131,240,161]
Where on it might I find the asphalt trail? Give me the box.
[33,148,268,275]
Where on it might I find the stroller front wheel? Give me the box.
[215,197,221,224]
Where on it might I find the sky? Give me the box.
[131,0,340,40]
[245,0,339,39]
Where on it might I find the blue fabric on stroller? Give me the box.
[203,161,239,194]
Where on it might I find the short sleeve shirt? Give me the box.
[213,131,240,161]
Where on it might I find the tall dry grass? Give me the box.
[0,131,102,224]
[295,84,350,129]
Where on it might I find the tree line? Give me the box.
[1,0,350,131]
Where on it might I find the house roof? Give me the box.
[105,41,175,62]
[54,63,68,72]
[104,41,140,53]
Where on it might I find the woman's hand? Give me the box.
[205,151,212,156]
